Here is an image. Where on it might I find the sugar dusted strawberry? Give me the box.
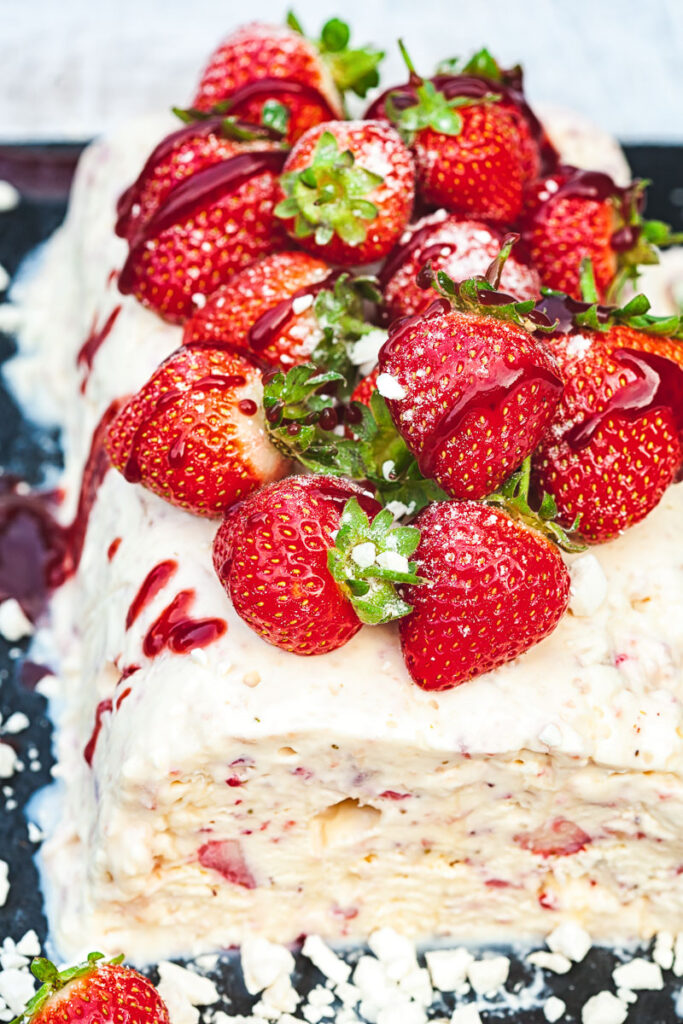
[377,250,563,500]
[368,44,529,224]
[116,130,287,323]
[183,251,332,368]
[380,211,540,320]
[531,327,682,543]
[522,167,683,302]
[10,953,169,1024]
[275,120,415,265]
[213,475,423,655]
[399,499,571,690]
[106,344,289,517]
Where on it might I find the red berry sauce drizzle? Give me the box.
[83,698,113,766]
[247,269,343,352]
[0,400,121,625]
[76,305,122,392]
[528,167,646,253]
[125,559,178,629]
[532,293,683,452]
[117,150,287,294]
[143,589,226,658]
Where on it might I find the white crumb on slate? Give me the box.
[0,600,33,643]
[543,995,566,1022]
[0,182,19,212]
[612,957,663,990]
[240,936,295,995]
[581,990,628,1024]
[156,961,218,1024]
[0,862,8,907]
[0,266,9,293]
[2,712,29,735]
[466,956,510,995]
[425,947,473,991]
[0,743,18,779]
[547,921,592,962]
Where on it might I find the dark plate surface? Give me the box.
[1,145,682,1021]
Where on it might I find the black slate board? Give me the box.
[1,144,682,1022]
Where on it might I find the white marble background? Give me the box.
[1,0,682,142]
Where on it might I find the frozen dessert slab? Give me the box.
[7,117,683,962]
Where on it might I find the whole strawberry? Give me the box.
[106,343,289,516]
[377,251,563,500]
[275,120,415,265]
[182,251,377,374]
[213,475,423,655]
[522,167,681,302]
[11,953,169,1024]
[116,125,287,322]
[367,44,530,224]
[531,295,683,542]
[399,500,570,690]
[380,211,540,320]
[192,18,384,142]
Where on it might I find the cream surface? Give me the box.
[6,112,683,962]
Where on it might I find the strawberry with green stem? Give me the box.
[399,460,576,691]
[376,237,563,501]
[531,261,683,542]
[367,42,527,223]
[275,120,415,264]
[10,953,169,1024]
[522,168,683,303]
[192,17,384,134]
[212,475,424,656]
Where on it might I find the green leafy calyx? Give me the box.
[385,41,500,143]
[328,498,425,624]
[435,47,505,80]
[608,179,683,300]
[310,274,383,386]
[286,11,384,99]
[275,130,383,247]
[264,366,448,514]
[484,457,586,552]
[419,235,555,333]
[553,258,683,338]
[172,104,288,142]
[10,954,125,1024]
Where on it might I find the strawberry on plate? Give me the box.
[399,496,571,690]
[367,44,531,224]
[192,17,384,142]
[183,250,380,374]
[275,120,415,265]
[213,475,423,655]
[380,210,540,320]
[106,343,289,517]
[522,166,683,302]
[11,952,169,1024]
[377,242,563,500]
[531,287,683,542]
[116,124,287,323]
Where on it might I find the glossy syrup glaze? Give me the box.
[125,559,178,629]
[77,306,122,391]
[248,270,342,351]
[142,589,226,658]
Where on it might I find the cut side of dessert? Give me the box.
[5,19,683,965]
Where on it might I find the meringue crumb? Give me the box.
[242,670,261,688]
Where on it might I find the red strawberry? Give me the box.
[515,818,591,857]
[213,475,422,655]
[521,167,680,302]
[377,265,563,500]
[275,120,415,265]
[116,126,287,323]
[192,19,384,142]
[106,344,289,517]
[367,45,529,224]
[183,251,333,369]
[380,211,540,321]
[399,501,570,690]
[531,324,683,542]
[12,953,169,1024]
[350,364,380,407]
